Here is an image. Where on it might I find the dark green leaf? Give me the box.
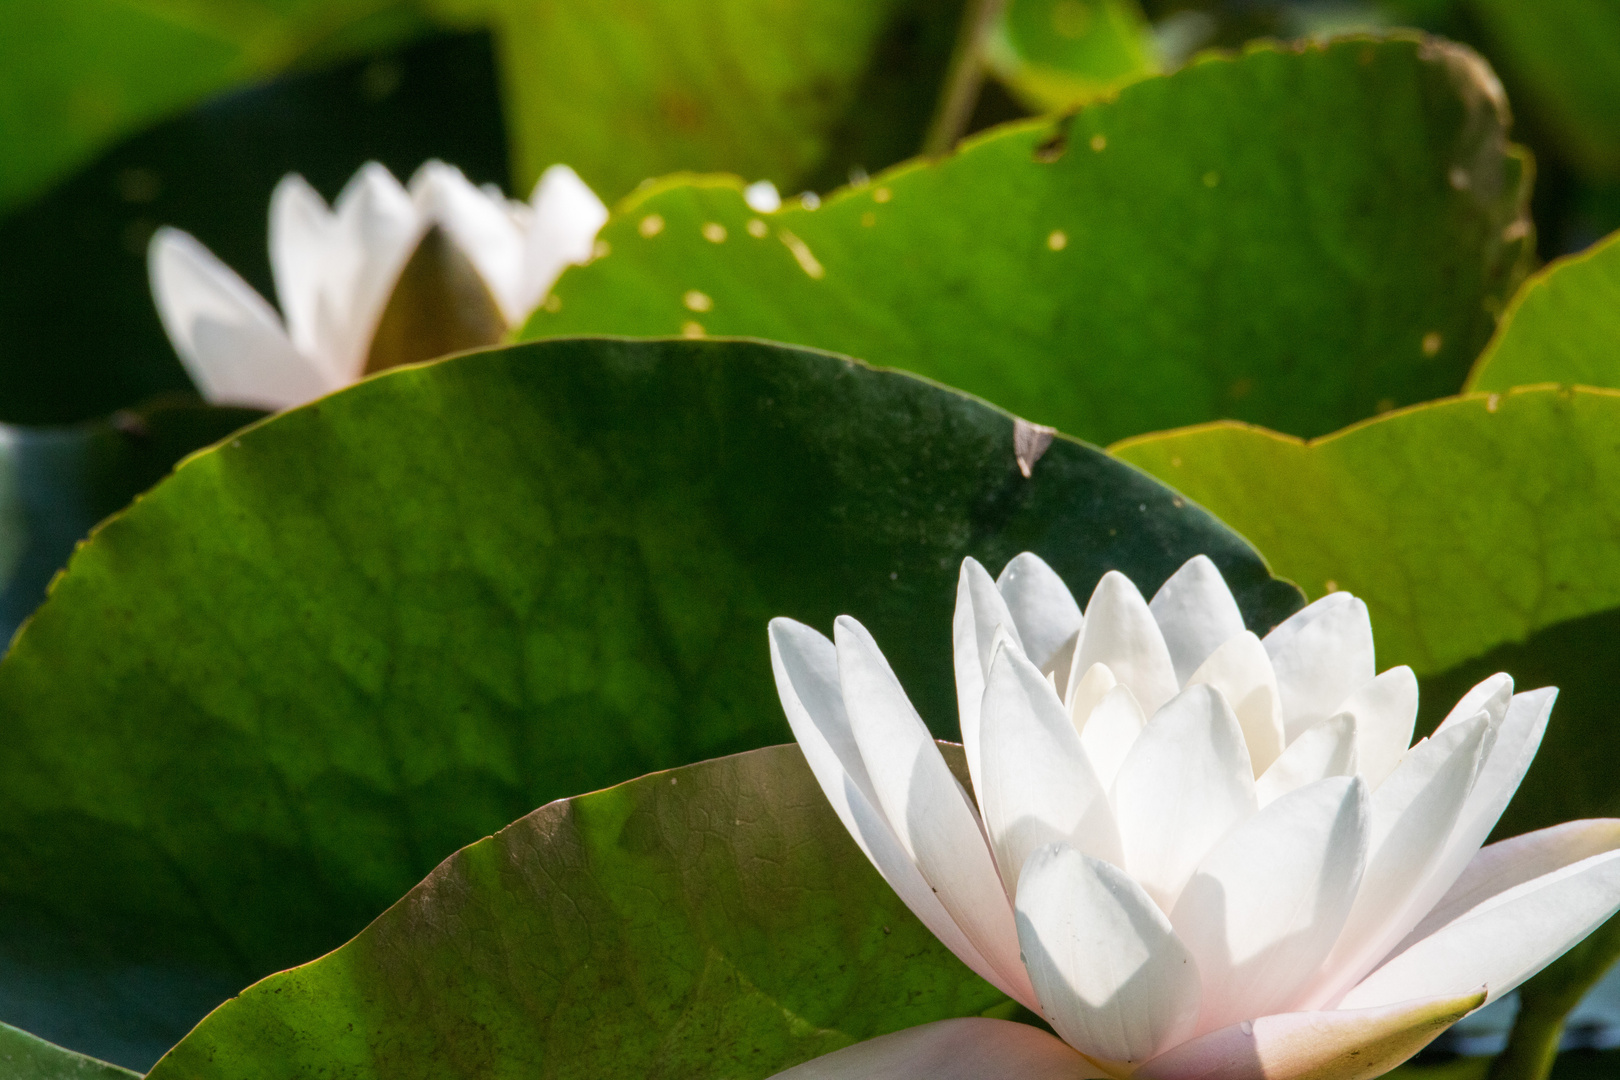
[1467,228,1620,393]
[523,36,1532,445]
[144,744,1000,1080]
[0,1020,139,1080]
[0,397,263,645]
[0,336,1298,1068]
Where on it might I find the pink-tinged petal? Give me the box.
[410,160,529,324]
[521,164,607,310]
[1149,555,1246,685]
[997,552,1084,682]
[1113,684,1257,910]
[953,557,1026,802]
[1186,632,1285,775]
[1172,777,1369,1034]
[837,616,1036,1005]
[1331,666,1418,789]
[765,1018,1107,1080]
[1078,684,1146,791]
[1135,992,1485,1080]
[1074,571,1179,717]
[1255,714,1357,808]
[148,227,332,409]
[1401,819,1620,950]
[1342,850,1620,1009]
[1306,716,1491,1007]
[980,645,1120,893]
[768,618,1011,1000]
[1016,845,1202,1068]
[1262,593,1375,743]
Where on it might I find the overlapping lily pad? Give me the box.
[524,36,1531,445]
[0,336,1298,1068]
[1467,228,1620,393]
[145,744,1001,1080]
[0,1020,138,1080]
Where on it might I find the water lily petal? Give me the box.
[1254,714,1357,808]
[1134,992,1485,1080]
[1149,555,1246,685]
[1439,687,1556,875]
[1435,672,1513,735]
[1310,715,1493,1006]
[836,615,1034,1004]
[148,227,332,409]
[1172,776,1369,1034]
[1342,849,1620,1009]
[1079,684,1146,791]
[981,645,1120,893]
[765,1018,1107,1079]
[410,160,529,325]
[1331,666,1418,789]
[1401,818,1620,950]
[522,164,608,312]
[1073,571,1179,717]
[1113,684,1257,910]
[767,618,1010,1000]
[322,162,422,378]
[1262,593,1375,743]
[954,557,1026,801]
[1185,631,1285,775]
[1016,845,1202,1067]
[997,552,1083,681]
[268,173,345,378]
[1068,662,1116,731]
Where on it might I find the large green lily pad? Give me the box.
[0,336,1298,1068]
[524,35,1531,445]
[0,1020,139,1080]
[145,744,1002,1080]
[1467,228,1620,393]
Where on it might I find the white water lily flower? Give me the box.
[148,160,608,411]
[768,554,1620,1080]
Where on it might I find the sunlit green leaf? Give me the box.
[0,1020,139,1080]
[1467,228,1620,393]
[0,336,1297,1069]
[524,36,1531,445]
[985,0,1158,112]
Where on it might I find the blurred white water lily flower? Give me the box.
[148,160,607,410]
[768,554,1620,1080]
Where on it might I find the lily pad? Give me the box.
[0,336,1298,1068]
[0,1020,139,1080]
[984,0,1158,112]
[524,35,1531,445]
[1467,228,1620,393]
[144,744,1000,1080]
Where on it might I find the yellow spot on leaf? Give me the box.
[681,321,704,338]
[684,290,713,313]
[639,214,665,237]
[1324,580,1339,593]
[1047,230,1068,251]
[592,239,611,259]
[779,231,825,279]
[1422,331,1443,356]
[1487,393,1500,412]
[1090,133,1107,152]
[702,222,727,243]
[873,187,892,204]
[542,293,562,313]
[861,211,876,228]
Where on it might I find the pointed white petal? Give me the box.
[324,162,422,379]
[1149,555,1246,685]
[953,557,1025,802]
[1135,992,1485,1080]
[996,552,1083,679]
[1254,714,1357,808]
[1263,593,1375,742]
[1332,666,1419,789]
[1342,849,1620,1009]
[1171,776,1369,1034]
[1441,687,1555,867]
[980,645,1120,893]
[1402,819,1620,950]
[1113,684,1258,910]
[767,618,1007,999]
[1067,662,1116,731]
[1307,715,1492,1006]
[765,1018,1106,1080]
[1436,672,1513,736]
[521,164,608,314]
[1016,845,1202,1068]
[1073,571,1179,717]
[148,227,331,409]
[268,173,341,369]
[409,160,529,325]
[1078,684,1146,791]
[1185,631,1285,775]
[836,616,1035,1005]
